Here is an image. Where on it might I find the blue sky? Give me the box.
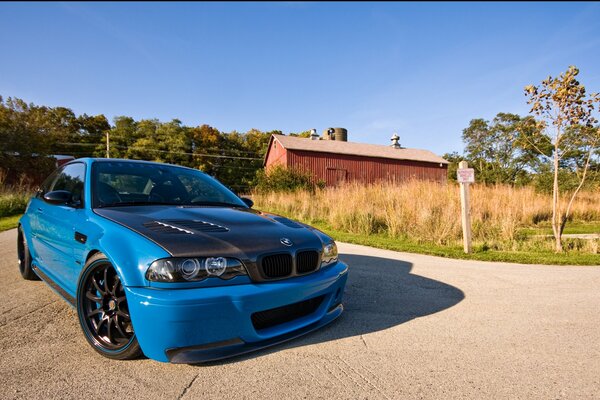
[1,2,599,155]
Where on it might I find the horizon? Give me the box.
[1,2,599,155]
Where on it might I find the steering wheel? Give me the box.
[97,182,122,205]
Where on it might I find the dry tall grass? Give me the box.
[253,181,600,249]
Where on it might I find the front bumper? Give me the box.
[125,261,348,363]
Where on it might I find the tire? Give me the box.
[17,227,40,280]
[76,252,142,360]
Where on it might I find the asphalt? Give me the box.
[1,228,599,399]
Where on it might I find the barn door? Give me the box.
[325,168,347,187]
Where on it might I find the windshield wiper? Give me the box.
[96,201,180,208]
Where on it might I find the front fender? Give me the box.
[86,214,170,287]
[18,212,34,252]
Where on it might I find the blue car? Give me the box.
[17,158,348,363]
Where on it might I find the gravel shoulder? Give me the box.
[1,228,599,399]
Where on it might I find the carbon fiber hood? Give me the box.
[94,205,325,259]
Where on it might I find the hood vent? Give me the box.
[272,216,303,229]
[143,221,194,235]
[143,220,229,234]
[164,219,229,233]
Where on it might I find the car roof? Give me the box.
[65,158,200,172]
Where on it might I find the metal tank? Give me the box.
[322,127,348,141]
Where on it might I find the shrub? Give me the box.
[0,170,34,217]
[255,166,315,193]
[0,192,30,217]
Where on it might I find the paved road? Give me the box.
[1,228,599,399]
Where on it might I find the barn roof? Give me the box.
[269,134,448,165]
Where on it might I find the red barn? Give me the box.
[264,132,448,186]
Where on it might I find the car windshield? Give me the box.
[91,161,247,209]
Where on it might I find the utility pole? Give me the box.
[106,131,110,158]
[457,160,474,253]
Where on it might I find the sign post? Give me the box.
[457,161,474,254]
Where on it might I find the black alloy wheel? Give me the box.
[77,253,142,360]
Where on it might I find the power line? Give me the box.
[58,142,264,157]
[55,142,263,161]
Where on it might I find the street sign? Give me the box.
[457,168,475,183]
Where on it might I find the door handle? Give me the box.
[36,208,43,213]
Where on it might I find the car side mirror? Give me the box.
[43,190,73,205]
[241,197,254,208]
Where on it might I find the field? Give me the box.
[2,178,599,264]
[253,181,600,265]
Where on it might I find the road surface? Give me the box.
[0,228,599,399]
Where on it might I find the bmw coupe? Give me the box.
[17,159,348,363]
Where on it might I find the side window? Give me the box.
[50,163,86,206]
[38,168,62,197]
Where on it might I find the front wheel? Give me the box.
[17,227,40,280]
[77,253,142,360]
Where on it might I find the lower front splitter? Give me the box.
[165,303,343,364]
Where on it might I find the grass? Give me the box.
[253,182,600,247]
[290,218,600,266]
[520,222,600,236]
[0,214,21,232]
[253,181,600,265]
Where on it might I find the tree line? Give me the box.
[445,109,599,193]
[0,96,300,191]
[2,93,598,194]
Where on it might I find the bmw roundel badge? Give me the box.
[280,237,293,246]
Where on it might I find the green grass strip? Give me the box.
[0,214,21,232]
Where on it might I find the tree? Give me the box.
[462,113,543,185]
[442,151,462,182]
[189,124,223,176]
[289,130,312,138]
[0,96,97,183]
[0,95,296,191]
[103,116,137,158]
[524,66,600,252]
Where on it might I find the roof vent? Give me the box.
[310,128,319,140]
[390,133,401,149]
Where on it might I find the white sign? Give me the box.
[457,168,475,183]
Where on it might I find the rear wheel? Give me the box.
[77,253,142,360]
[17,227,39,280]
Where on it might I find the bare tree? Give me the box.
[524,66,600,252]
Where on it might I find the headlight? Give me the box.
[146,257,247,282]
[321,242,338,268]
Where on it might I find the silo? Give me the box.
[322,127,348,141]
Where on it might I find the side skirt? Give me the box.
[31,264,76,307]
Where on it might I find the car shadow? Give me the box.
[204,252,465,365]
